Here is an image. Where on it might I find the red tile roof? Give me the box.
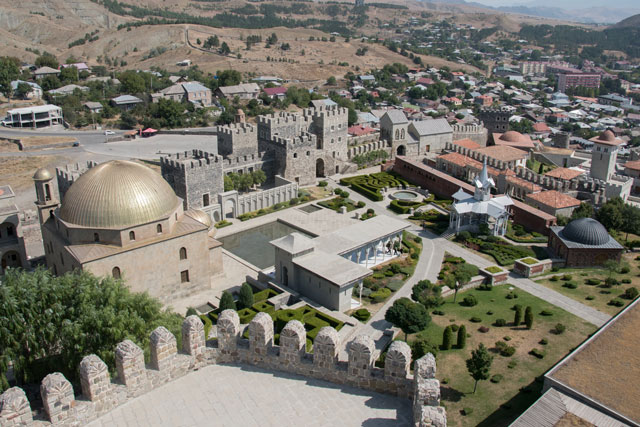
[532,122,550,133]
[453,138,481,150]
[624,160,640,172]
[263,87,287,96]
[544,168,585,180]
[526,190,581,209]
[348,124,377,137]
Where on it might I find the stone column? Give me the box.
[182,315,206,358]
[41,373,75,424]
[80,354,112,413]
[348,335,374,379]
[249,312,274,358]
[413,354,444,426]
[279,320,306,365]
[150,327,177,372]
[115,340,147,396]
[313,327,339,369]
[217,309,240,356]
[384,340,411,380]
[0,387,32,426]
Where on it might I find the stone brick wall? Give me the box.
[1,312,446,426]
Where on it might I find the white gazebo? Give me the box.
[449,159,513,236]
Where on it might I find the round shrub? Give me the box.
[450,324,459,332]
[622,278,632,284]
[463,295,478,307]
[490,374,504,383]
[563,281,578,289]
[470,317,482,323]
[585,295,595,300]
[486,310,494,315]
[494,318,506,327]
[586,278,601,286]
[539,338,548,345]
[562,274,572,281]
[621,266,631,274]
[539,310,553,316]
[352,308,371,322]
[384,270,395,277]
[550,276,559,282]
[478,326,490,333]
[553,323,566,334]
[318,180,328,187]
[503,336,512,341]
[608,298,625,307]
[334,188,343,196]
[432,310,445,316]
[367,208,375,215]
[356,201,366,208]
[623,287,639,300]
[604,277,620,288]
[342,191,350,198]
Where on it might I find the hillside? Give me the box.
[613,13,640,28]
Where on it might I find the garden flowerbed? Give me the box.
[340,172,410,201]
[456,232,543,266]
[409,209,450,234]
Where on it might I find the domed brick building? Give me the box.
[35,160,222,302]
[548,218,623,267]
[491,130,535,150]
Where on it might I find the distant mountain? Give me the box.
[423,0,640,23]
[613,13,640,28]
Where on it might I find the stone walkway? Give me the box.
[88,364,411,427]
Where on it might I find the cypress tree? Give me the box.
[457,324,467,349]
[219,291,236,311]
[238,283,254,309]
[524,306,534,329]
[442,326,453,350]
[514,305,523,326]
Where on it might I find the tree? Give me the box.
[622,204,640,240]
[118,71,146,94]
[219,291,236,311]
[237,173,253,192]
[466,343,493,393]
[35,53,58,69]
[118,111,138,129]
[224,175,234,192]
[514,305,523,326]
[204,35,219,49]
[15,82,32,99]
[457,325,466,349]
[524,306,533,329]
[385,297,431,340]
[0,56,20,99]
[40,75,61,92]
[217,70,242,87]
[452,263,478,303]
[59,66,78,84]
[238,283,254,310]
[0,268,182,390]
[251,169,267,188]
[326,76,337,86]
[411,279,443,309]
[596,197,625,231]
[603,259,619,279]
[219,42,231,55]
[442,326,453,350]
[570,202,594,221]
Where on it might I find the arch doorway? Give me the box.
[1,250,22,274]
[396,145,406,156]
[316,158,325,177]
[224,199,235,219]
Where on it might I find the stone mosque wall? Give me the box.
[0,312,446,427]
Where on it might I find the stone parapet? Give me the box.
[0,311,446,426]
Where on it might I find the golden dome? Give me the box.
[59,160,180,229]
[185,209,213,229]
[33,168,53,181]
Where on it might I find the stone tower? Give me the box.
[478,107,511,134]
[589,130,622,182]
[552,132,570,149]
[33,168,59,225]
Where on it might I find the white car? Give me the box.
[104,130,115,135]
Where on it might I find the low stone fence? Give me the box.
[0,311,446,427]
[513,258,553,278]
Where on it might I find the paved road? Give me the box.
[327,177,611,350]
[88,364,411,427]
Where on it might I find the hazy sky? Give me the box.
[471,0,639,7]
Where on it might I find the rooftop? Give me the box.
[492,131,535,149]
[382,110,408,125]
[526,190,581,209]
[589,130,623,147]
[476,145,529,162]
[410,118,452,136]
[624,160,640,171]
[453,138,481,150]
[294,251,371,287]
[547,298,640,425]
[545,168,585,181]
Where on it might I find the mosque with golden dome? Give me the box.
[33,160,222,302]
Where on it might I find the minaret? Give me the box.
[474,158,493,201]
[33,168,60,225]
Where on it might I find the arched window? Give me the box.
[129,231,135,241]
[180,247,187,260]
[45,184,51,201]
[94,233,99,242]
[112,267,121,279]
[157,224,162,233]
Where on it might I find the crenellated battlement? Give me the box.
[160,150,222,171]
[271,132,317,148]
[0,312,446,427]
[303,105,349,120]
[216,122,257,136]
[258,111,305,126]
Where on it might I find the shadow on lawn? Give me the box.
[476,378,543,427]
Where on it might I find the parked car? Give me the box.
[104,130,115,135]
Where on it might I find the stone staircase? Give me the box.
[440,228,456,240]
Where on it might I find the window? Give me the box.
[181,270,190,283]
[7,226,14,236]
[45,184,51,201]
[157,224,163,233]
[180,247,187,260]
[203,194,210,207]
[129,231,135,241]
[293,153,298,158]
[93,233,99,242]
[112,267,121,279]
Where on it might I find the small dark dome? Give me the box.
[560,218,610,246]
[601,130,615,142]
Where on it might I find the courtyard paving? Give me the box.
[87,364,412,427]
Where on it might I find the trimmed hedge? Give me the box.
[238,308,258,324]
[352,308,371,322]
[253,288,279,302]
[341,172,410,201]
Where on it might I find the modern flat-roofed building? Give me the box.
[558,73,601,92]
[4,104,63,128]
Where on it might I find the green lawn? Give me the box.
[318,196,359,212]
[409,284,596,427]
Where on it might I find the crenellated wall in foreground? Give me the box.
[0,311,446,427]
